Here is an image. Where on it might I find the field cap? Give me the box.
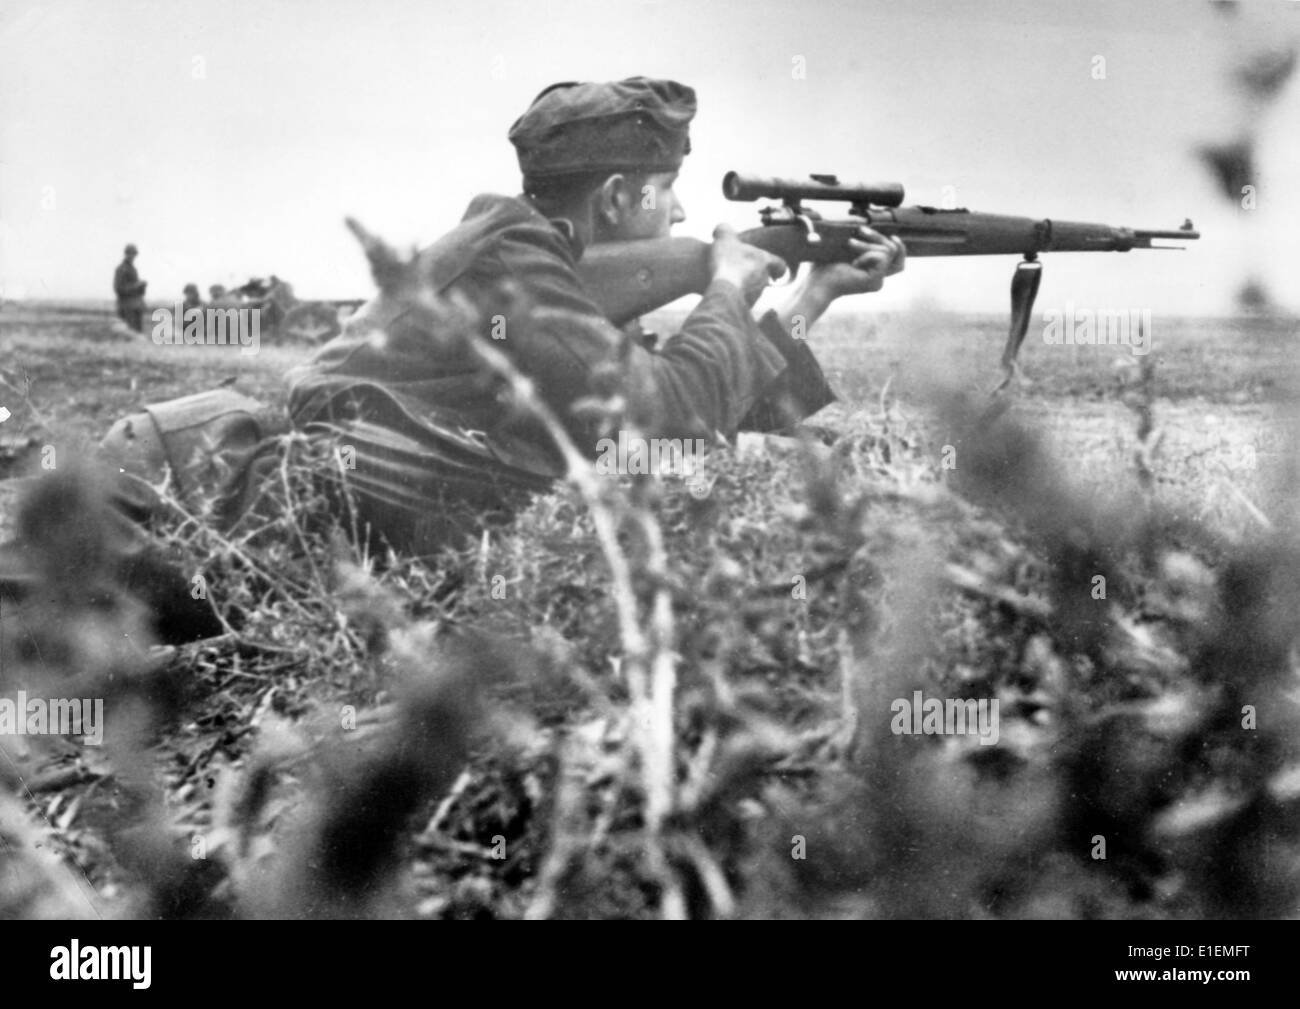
[124,243,139,255]
[508,76,696,179]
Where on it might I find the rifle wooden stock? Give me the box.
[577,208,1199,323]
[576,236,712,326]
[576,229,805,324]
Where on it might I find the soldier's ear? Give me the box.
[595,173,634,226]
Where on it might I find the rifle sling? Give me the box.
[994,256,1043,393]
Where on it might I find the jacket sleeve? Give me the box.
[736,310,837,432]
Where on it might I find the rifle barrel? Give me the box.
[837,210,1199,257]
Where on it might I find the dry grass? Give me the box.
[2,294,1299,919]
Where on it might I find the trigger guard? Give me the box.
[768,261,798,287]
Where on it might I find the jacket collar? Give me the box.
[546,215,585,260]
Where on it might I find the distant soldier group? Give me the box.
[187,275,296,325]
[114,246,300,338]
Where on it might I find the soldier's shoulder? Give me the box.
[417,194,574,284]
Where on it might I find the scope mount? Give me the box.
[760,200,825,243]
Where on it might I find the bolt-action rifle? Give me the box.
[577,172,1200,385]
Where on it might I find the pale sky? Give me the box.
[2,0,1297,314]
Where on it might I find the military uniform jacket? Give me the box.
[114,260,145,306]
[287,193,835,483]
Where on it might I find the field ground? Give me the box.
[1,300,1298,919]
[3,304,1294,534]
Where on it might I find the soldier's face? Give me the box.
[617,171,685,240]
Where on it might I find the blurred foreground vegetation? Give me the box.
[1,303,1298,918]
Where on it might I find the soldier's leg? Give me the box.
[292,419,549,559]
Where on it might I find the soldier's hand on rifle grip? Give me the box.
[813,226,907,298]
[709,223,787,306]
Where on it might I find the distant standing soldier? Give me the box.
[182,283,203,312]
[113,244,147,332]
